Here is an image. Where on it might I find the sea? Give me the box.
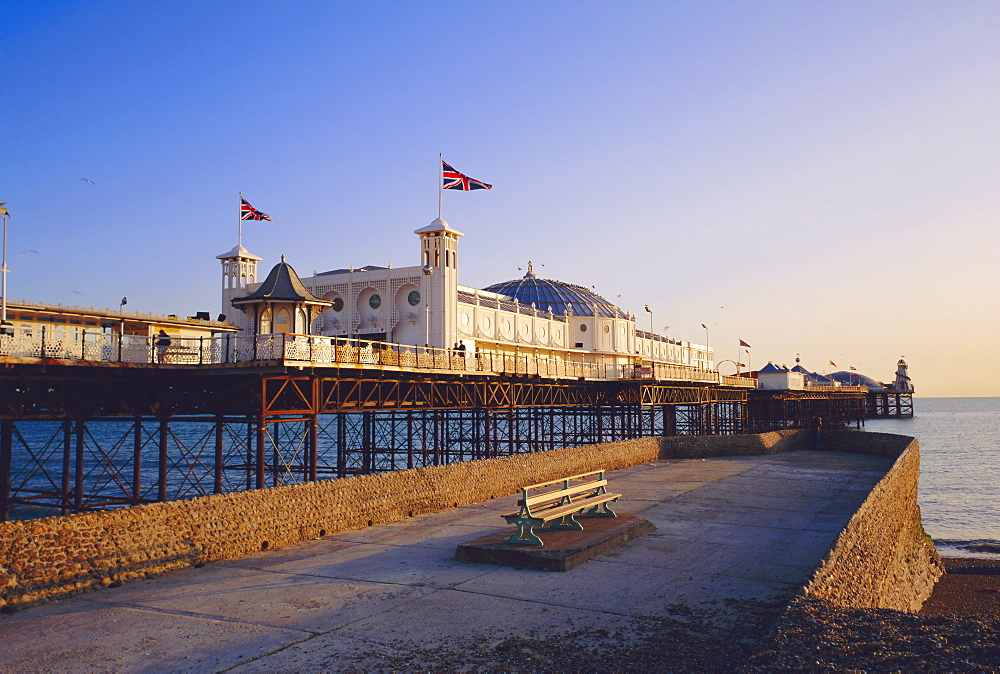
[864,397,1000,559]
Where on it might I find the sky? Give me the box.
[3,1,999,396]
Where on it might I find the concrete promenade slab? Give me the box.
[0,450,893,671]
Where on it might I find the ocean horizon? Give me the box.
[864,396,1000,560]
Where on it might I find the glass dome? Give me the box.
[483,263,630,319]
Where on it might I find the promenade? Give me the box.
[0,450,893,671]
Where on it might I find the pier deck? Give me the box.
[0,449,893,671]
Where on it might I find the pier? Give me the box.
[0,331,884,522]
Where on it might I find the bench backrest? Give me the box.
[521,470,607,509]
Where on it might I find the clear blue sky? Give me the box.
[4,1,999,395]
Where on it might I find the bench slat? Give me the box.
[533,493,621,520]
[521,469,606,492]
[508,493,620,522]
[523,480,607,507]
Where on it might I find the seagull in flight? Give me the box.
[80,178,96,185]
[18,250,39,256]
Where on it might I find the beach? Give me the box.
[744,557,1000,671]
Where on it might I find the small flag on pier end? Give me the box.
[829,360,837,367]
[240,196,272,222]
[739,339,751,348]
[442,161,492,191]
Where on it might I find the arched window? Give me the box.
[275,309,291,334]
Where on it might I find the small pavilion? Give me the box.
[231,256,331,336]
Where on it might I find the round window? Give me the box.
[407,290,420,306]
[332,297,344,312]
[368,294,381,309]
[580,324,588,332]
[603,325,610,333]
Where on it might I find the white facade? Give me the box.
[220,217,713,370]
[757,365,806,390]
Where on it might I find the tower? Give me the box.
[414,217,463,348]
[217,244,262,332]
[893,358,913,392]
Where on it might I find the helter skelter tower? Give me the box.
[892,358,913,392]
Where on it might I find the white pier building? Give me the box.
[219,217,713,373]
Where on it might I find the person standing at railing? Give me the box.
[155,330,171,364]
[809,416,823,449]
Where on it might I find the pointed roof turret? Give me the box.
[232,255,326,305]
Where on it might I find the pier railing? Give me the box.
[0,329,725,384]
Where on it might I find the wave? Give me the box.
[935,538,1000,556]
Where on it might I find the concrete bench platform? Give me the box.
[457,513,655,571]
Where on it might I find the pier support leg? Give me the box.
[133,416,142,504]
[158,419,168,502]
[214,416,224,494]
[0,420,11,522]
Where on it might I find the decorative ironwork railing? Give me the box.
[0,328,726,384]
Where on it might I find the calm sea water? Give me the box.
[864,397,1000,559]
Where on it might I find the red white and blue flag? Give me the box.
[240,196,272,222]
[442,161,492,191]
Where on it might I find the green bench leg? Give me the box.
[508,519,544,546]
[585,501,617,517]
[549,512,584,530]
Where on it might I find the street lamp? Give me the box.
[422,264,434,348]
[700,323,709,368]
[0,203,13,336]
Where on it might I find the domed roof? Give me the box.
[482,262,630,319]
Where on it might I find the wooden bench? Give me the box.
[502,470,621,546]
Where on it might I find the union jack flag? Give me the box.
[442,161,492,191]
[240,196,272,221]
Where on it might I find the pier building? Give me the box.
[0,299,236,361]
[220,217,714,373]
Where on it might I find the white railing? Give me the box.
[0,328,727,384]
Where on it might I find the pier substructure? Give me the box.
[864,391,914,418]
[0,362,860,521]
[746,389,866,433]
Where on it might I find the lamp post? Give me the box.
[0,204,12,336]
[422,264,434,348]
[700,323,709,369]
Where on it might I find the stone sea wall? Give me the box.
[799,430,944,611]
[0,429,937,612]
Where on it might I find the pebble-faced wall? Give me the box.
[0,429,936,612]
[799,431,944,611]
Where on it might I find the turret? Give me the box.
[217,244,262,331]
[414,218,463,348]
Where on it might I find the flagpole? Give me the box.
[238,192,244,248]
[438,153,444,220]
